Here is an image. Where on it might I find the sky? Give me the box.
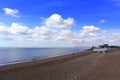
[0,0,120,47]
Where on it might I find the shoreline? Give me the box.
[0,48,120,80]
[0,49,91,71]
[0,48,86,66]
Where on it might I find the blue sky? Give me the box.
[0,0,120,47]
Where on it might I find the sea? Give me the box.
[0,48,86,66]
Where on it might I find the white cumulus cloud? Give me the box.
[3,8,20,17]
[80,25,100,36]
[83,25,100,33]
[27,26,57,41]
[0,25,10,35]
[10,23,29,35]
[45,14,75,28]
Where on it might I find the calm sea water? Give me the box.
[0,48,85,66]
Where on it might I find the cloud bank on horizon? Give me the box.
[0,12,120,47]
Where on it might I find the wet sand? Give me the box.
[0,48,120,80]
